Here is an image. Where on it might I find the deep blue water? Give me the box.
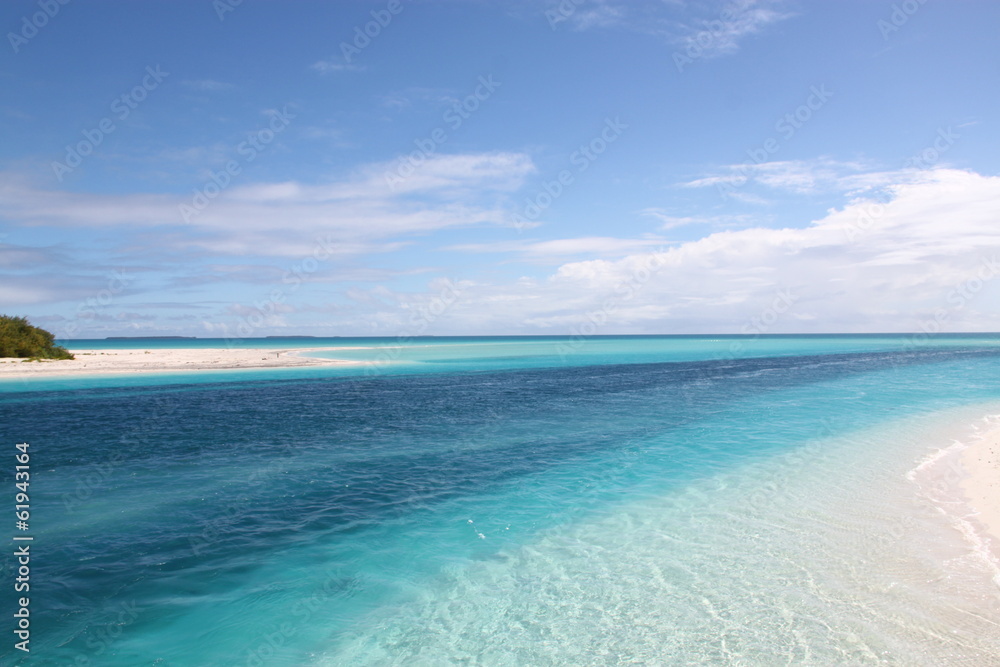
[3,336,1000,664]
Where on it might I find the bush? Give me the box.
[0,315,74,360]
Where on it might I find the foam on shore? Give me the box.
[960,421,1000,557]
[907,414,1000,585]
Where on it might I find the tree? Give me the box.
[0,315,74,359]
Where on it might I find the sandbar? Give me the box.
[0,347,359,378]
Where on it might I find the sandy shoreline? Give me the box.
[960,424,1000,556]
[907,412,1000,572]
[0,347,361,378]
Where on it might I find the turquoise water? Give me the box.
[6,333,997,394]
[3,336,1000,664]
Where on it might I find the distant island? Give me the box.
[105,336,197,340]
[0,315,74,359]
[101,335,327,340]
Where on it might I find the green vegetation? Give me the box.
[0,315,74,360]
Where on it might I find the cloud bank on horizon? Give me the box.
[1,0,998,337]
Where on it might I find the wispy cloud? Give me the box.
[444,236,666,260]
[0,152,536,258]
[181,79,236,92]
[671,0,793,58]
[310,60,363,75]
[157,144,233,166]
[0,241,70,270]
[1,106,32,121]
[563,1,625,30]
[639,209,756,230]
[379,87,457,111]
[544,0,793,58]
[680,158,899,197]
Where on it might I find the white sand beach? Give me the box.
[0,347,359,378]
[904,412,1000,570]
[961,425,1000,553]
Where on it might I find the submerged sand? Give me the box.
[0,347,359,378]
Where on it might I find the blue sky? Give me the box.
[2,0,1000,339]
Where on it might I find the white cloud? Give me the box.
[0,152,536,257]
[364,169,1000,334]
[8,166,1000,336]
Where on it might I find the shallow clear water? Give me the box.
[3,336,1000,665]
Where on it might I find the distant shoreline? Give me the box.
[104,336,198,340]
[0,347,360,378]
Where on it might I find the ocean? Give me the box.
[3,335,1000,665]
